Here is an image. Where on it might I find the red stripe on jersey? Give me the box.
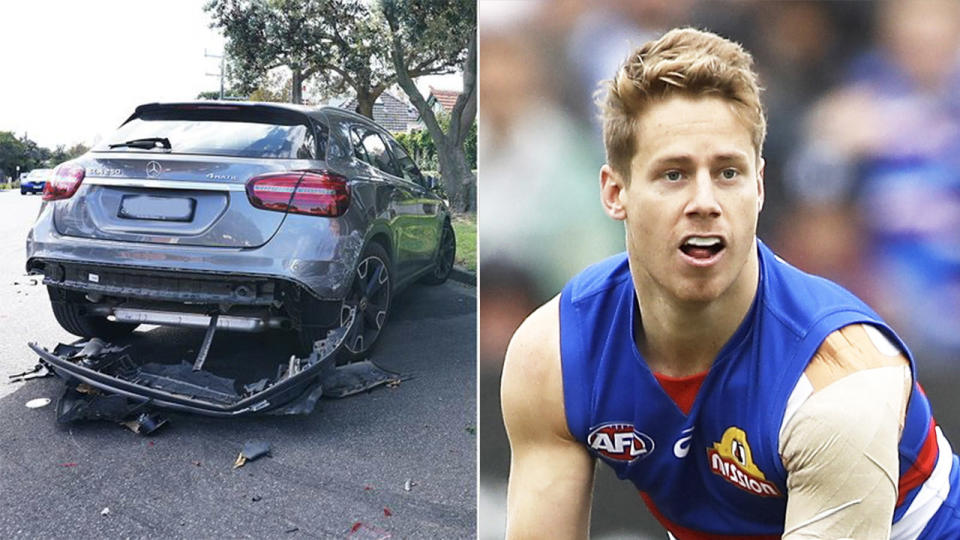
[640,492,780,540]
[653,370,708,415]
[897,421,939,507]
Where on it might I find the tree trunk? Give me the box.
[437,140,474,212]
[355,88,375,119]
[387,29,476,213]
[291,69,303,104]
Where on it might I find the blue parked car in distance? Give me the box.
[20,168,51,194]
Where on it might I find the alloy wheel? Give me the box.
[433,224,456,280]
[341,255,390,355]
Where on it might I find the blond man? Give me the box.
[502,28,960,539]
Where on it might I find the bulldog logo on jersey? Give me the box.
[587,423,654,462]
[707,426,782,497]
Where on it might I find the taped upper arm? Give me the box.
[780,324,912,539]
[804,323,909,391]
[502,296,595,539]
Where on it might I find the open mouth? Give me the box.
[679,236,726,260]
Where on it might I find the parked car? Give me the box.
[20,168,51,194]
[25,101,456,415]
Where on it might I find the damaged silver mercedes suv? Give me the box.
[27,101,456,365]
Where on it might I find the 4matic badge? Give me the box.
[707,426,782,497]
[587,423,654,462]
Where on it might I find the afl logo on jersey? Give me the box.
[587,423,654,462]
[707,426,782,497]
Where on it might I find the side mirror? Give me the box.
[425,175,439,191]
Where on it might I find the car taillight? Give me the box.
[43,164,85,201]
[245,171,349,217]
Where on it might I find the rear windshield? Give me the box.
[94,106,320,159]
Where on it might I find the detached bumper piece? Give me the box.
[29,312,407,421]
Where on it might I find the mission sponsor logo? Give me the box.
[587,423,654,462]
[707,426,782,497]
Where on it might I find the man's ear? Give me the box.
[756,158,765,214]
[600,164,627,221]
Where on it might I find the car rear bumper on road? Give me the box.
[29,314,354,417]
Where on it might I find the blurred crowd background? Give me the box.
[477,0,960,537]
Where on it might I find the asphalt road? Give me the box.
[0,190,477,538]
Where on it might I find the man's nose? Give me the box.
[685,170,722,218]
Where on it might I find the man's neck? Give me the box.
[634,251,760,378]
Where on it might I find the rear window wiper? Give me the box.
[109,137,172,150]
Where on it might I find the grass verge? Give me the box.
[452,213,476,273]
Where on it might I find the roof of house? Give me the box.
[339,92,418,132]
[429,87,460,113]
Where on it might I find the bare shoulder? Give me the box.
[502,295,595,539]
[503,295,560,390]
[501,295,569,441]
[804,323,909,391]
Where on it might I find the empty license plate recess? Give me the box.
[119,195,196,222]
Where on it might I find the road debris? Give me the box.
[252,495,262,502]
[61,462,78,467]
[8,363,51,383]
[100,507,110,517]
[349,522,391,539]
[233,440,271,468]
[383,507,392,517]
[25,398,51,409]
[319,360,408,398]
[25,305,412,432]
[284,527,299,533]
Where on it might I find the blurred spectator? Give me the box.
[782,0,960,366]
[478,27,623,302]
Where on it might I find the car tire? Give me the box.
[420,220,456,285]
[335,242,392,364]
[20,187,26,195]
[47,287,139,339]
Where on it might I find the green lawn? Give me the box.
[452,213,476,273]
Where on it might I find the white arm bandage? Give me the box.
[780,365,911,540]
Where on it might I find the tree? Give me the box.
[48,145,69,166]
[0,132,51,179]
[47,143,89,168]
[205,0,328,104]
[395,112,477,172]
[64,143,90,162]
[206,0,465,117]
[381,0,476,211]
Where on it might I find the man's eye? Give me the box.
[721,168,738,180]
[665,171,682,181]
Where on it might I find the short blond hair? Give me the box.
[600,28,766,179]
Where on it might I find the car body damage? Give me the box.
[26,102,456,363]
[29,309,407,421]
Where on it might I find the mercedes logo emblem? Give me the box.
[145,161,162,178]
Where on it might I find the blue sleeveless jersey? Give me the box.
[559,240,960,539]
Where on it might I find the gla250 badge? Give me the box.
[87,167,124,177]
